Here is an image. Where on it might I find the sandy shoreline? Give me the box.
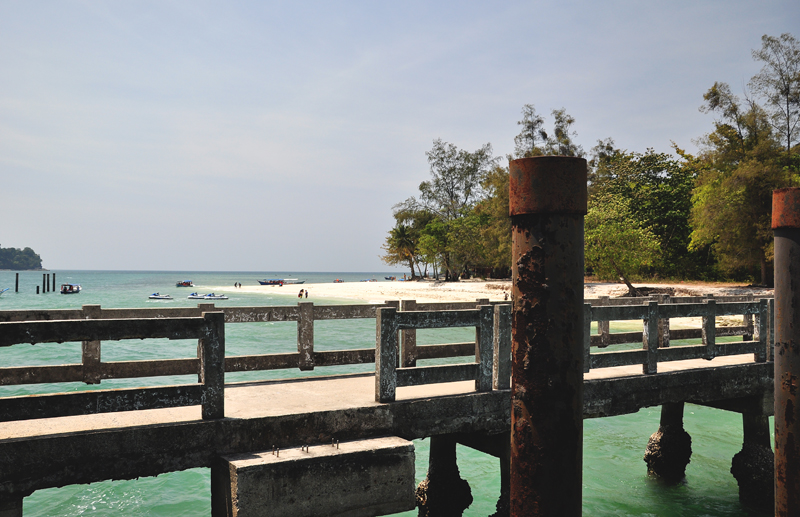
[230,279,774,304]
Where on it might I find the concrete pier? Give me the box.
[415,434,472,517]
[731,409,773,509]
[643,402,692,482]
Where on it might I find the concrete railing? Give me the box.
[586,294,772,348]
[584,298,774,374]
[0,312,224,422]
[374,304,511,403]
[0,300,503,387]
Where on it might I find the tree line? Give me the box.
[0,246,43,270]
[382,33,800,289]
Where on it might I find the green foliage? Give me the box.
[475,166,511,274]
[690,39,800,284]
[513,105,584,158]
[585,193,660,288]
[418,139,497,221]
[394,139,499,279]
[0,246,43,270]
[748,33,800,156]
[591,149,706,278]
[381,224,417,277]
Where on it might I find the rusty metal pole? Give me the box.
[774,187,800,517]
[509,156,587,516]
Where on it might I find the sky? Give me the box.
[1,1,798,272]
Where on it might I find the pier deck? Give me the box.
[0,354,772,501]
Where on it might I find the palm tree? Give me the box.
[384,224,418,279]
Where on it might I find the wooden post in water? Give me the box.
[508,156,586,516]
[14,273,18,293]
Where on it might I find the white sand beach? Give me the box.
[236,279,774,305]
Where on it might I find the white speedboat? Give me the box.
[188,293,228,300]
[149,293,173,300]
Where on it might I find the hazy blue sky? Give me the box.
[2,1,798,272]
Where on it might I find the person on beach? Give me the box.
[304,290,308,298]
[298,289,304,298]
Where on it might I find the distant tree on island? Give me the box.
[0,246,43,270]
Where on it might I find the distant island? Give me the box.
[0,246,43,270]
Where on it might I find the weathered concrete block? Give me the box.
[213,436,415,517]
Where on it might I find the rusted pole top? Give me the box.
[773,187,800,229]
[773,187,800,517]
[509,156,588,216]
[509,156,587,516]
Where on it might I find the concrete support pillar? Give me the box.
[773,187,800,517]
[643,402,692,482]
[731,412,774,510]
[0,499,22,517]
[490,437,510,517]
[508,156,587,516]
[415,435,472,517]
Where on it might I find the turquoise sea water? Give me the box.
[0,270,771,516]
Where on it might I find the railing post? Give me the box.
[643,301,658,374]
[583,303,592,373]
[81,304,102,384]
[597,296,610,348]
[769,298,775,362]
[493,304,511,390]
[297,302,314,371]
[754,299,768,363]
[702,299,716,360]
[743,293,755,341]
[375,307,398,403]
[773,186,800,516]
[400,300,417,367]
[656,294,670,348]
[476,305,493,392]
[508,155,586,516]
[200,311,225,420]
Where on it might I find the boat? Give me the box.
[176,280,194,287]
[60,284,81,294]
[257,278,305,286]
[333,279,343,283]
[187,293,228,300]
[149,293,173,300]
[385,276,396,281]
[0,288,8,296]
